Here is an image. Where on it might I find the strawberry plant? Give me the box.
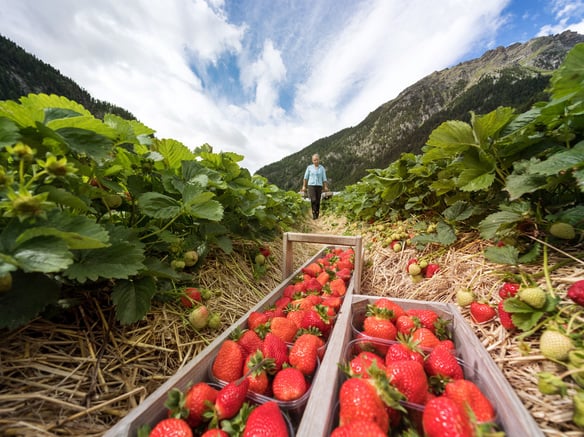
[0,94,306,329]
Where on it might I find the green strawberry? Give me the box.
[455,288,474,307]
[0,272,13,293]
[549,222,576,240]
[540,329,573,361]
[518,286,547,309]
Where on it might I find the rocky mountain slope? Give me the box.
[257,31,584,191]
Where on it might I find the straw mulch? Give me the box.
[0,214,582,436]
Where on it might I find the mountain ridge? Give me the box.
[256,30,584,191]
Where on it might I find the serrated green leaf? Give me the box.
[478,211,523,240]
[56,127,114,163]
[138,192,181,219]
[186,199,224,221]
[0,117,21,147]
[442,201,474,222]
[64,229,145,282]
[435,221,457,245]
[17,227,109,250]
[13,237,74,273]
[141,257,185,280]
[529,141,584,176]
[423,120,475,162]
[483,245,519,265]
[471,107,515,146]
[43,107,84,123]
[510,311,544,331]
[213,235,233,253]
[0,271,60,330]
[155,138,195,170]
[37,185,91,211]
[504,173,548,200]
[551,43,584,100]
[112,276,157,324]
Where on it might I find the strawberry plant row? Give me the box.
[105,233,363,436]
[297,295,544,436]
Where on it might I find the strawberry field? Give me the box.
[0,44,583,436]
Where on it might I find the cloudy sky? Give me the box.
[0,0,583,173]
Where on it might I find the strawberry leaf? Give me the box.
[112,276,157,324]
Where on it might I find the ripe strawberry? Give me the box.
[518,286,547,309]
[302,262,322,277]
[498,281,519,299]
[272,366,308,401]
[269,316,299,343]
[386,360,429,405]
[497,300,516,330]
[348,351,386,378]
[444,379,496,423]
[242,401,289,437]
[411,327,441,349]
[424,343,464,381]
[424,263,440,278]
[469,301,496,324]
[329,277,347,296]
[243,351,273,395]
[395,314,419,335]
[150,418,193,437]
[330,419,387,437]
[363,306,397,341]
[405,309,436,332]
[316,271,330,286]
[181,287,202,307]
[374,298,406,321]
[338,377,390,433]
[422,396,473,437]
[214,378,250,420]
[335,267,353,282]
[567,280,584,306]
[289,333,321,376]
[300,307,331,337]
[385,341,424,366]
[212,340,244,382]
[540,329,574,361]
[247,311,270,331]
[304,277,324,293]
[234,329,263,356]
[261,333,289,371]
[183,382,218,427]
[188,305,209,330]
[200,429,228,437]
[259,245,271,257]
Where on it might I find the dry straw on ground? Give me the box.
[0,215,582,436]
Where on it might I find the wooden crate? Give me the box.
[297,295,544,437]
[104,233,362,436]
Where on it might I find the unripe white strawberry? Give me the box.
[455,288,475,307]
[540,329,573,361]
[189,305,209,330]
[518,286,547,309]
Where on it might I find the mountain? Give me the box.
[0,34,135,120]
[256,31,584,192]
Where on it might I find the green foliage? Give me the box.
[0,93,305,328]
[332,43,584,257]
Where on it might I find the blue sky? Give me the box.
[0,0,583,174]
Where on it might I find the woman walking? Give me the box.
[301,154,328,219]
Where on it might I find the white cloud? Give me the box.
[0,0,557,174]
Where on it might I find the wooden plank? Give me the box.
[282,232,363,293]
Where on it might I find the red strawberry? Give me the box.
[348,351,386,378]
[243,351,274,395]
[300,307,332,337]
[411,327,441,349]
[269,316,299,343]
[200,429,229,437]
[469,302,496,324]
[386,360,429,405]
[422,396,474,437]
[329,277,347,296]
[234,329,264,356]
[183,382,218,427]
[289,333,321,376]
[214,378,250,420]
[385,341,424,366]
[272,366,308,401]
[424,344,464,381]
[302,262,322,277]
[261,333,289,371]
[259,245,271,257]
[424,263,440,278]
[212,340,245,382]
[395,315,419,335]
[498,281,520,299]
[181,287,202,307]
[248,311,270,331]
[150,418,193,437]
[567,280,584,306]
[335,267,352,282]
[444,379,496,423]
[338,377,390,433]
[316,271,330,286]
[406,309,440,332]
[242,401,289,437]
[331,419,387,436]
[363,306,397,341]
[374,298,406,322]
[497,300,516,330]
